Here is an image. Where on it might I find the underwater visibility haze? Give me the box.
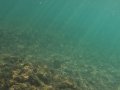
[0,0,120,90]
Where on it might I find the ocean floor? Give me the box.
[0,26,120,90]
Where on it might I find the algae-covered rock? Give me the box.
[9,83,40,90]
[41,85,55,90]
[0,55,79,90]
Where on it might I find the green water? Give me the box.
[0,0,120,90]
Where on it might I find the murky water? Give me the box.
[0,0,120,90]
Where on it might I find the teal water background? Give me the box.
[0,0,120,90]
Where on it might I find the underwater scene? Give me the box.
[0,0,120,90]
